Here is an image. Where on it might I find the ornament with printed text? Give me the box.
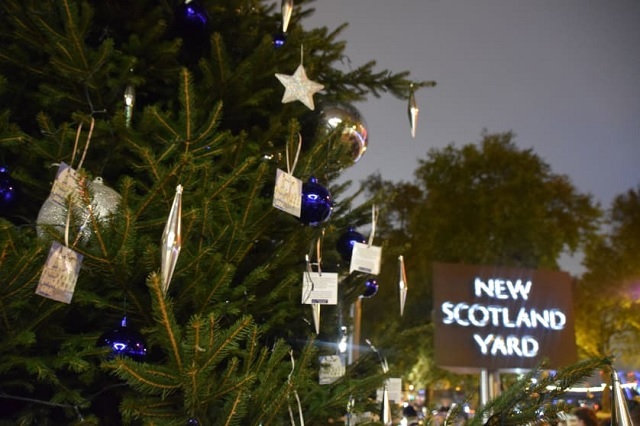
[0,166,19,214]
[318,104,368,165]
[36,177,121,241]
[299,176,332,226]
[361,278,379,298]
[336,226,366,262]
[96,316,147,362]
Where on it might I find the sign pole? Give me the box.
[489,370,501,400]
[480,369,490,406]
[351,298,362,363]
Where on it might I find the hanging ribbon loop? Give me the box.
[368,204,378,247]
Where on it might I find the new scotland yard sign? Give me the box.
[433,262,576,373]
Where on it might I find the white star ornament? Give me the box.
[275,64,324,110]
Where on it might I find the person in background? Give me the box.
[572,407,600,426]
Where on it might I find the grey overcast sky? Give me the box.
[303,0,640,210]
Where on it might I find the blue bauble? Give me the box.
[272,32,287,49]
[336,227,366,261]
[176,0,208,32]
[0,166,19,213]
[299,176,333,226]
[362,279,379,298]
[97,317,147,362]
[187,419,199,426]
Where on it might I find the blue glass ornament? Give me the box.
[299,176,333,226]
[97,317,147,362]
[187,419,199,425]
[273,32,287,49]
[362,279,379,298]
[176,0,208,32]
[0,166,19,213]
[174,0,210,64]
[336,227,366,262]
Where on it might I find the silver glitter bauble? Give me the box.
[319,104,369,165]
[37,177,121,241]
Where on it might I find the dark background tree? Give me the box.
[359,131,602,399]
[575,185,640,368]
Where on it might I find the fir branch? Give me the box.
[240,162,269,229]
[211,33,227,85]
[198,263,235,316]
[199,315,255,374]
[0,245,46,301]
[61,0,89,71]
[107,358,181,394]
[194,101,224,145]
[148,272,184,370]
[147,106,181,140]
[180,68,194,144]
[210,364,256,403]
[208,157,257,201]
[223,391,245,426]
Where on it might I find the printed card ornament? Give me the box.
[36,163,80,239]
[35,241,83,304]
[273,169,302,217]
[161,185,183,295]
[96,316,147,362]
[377,378,402,410]
[302,236,337,334]
[349,205,381,274]
[273,134,302,217]
[275,47,324,110]
[301,271,338,306]
[318,355,345,385]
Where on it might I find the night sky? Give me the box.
[304,0,640,209]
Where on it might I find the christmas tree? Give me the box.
[0,0,429,424]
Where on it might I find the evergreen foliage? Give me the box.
[0,0,425,423]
